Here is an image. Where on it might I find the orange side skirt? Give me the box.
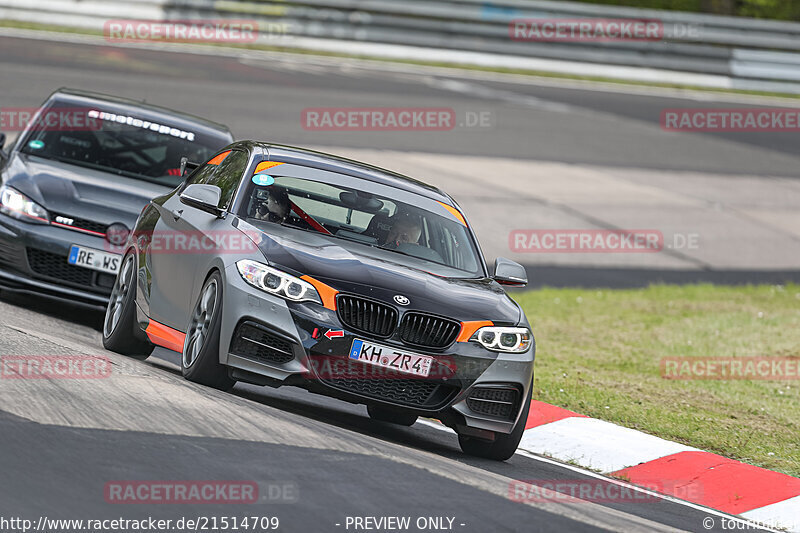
[145,320,186,353]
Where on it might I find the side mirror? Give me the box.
[180,183,223,217]
[493,257,527,287]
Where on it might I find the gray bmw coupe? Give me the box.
[102,141,535,460]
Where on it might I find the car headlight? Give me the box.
[236,259,322,305]
[0,185,49,224]
[470,326,532,353]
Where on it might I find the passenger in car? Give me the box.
[383,215,422,249]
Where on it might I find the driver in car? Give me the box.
[254,188,290,223]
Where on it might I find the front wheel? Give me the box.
[102,253,153,359]
[458,386,532,461]
[181,271,236,391]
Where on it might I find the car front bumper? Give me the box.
[0,213,117,307]
[219,263,535,436]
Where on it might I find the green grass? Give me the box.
[514,284,800,477]
[3,19,800,100]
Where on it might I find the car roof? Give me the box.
[237,141,455,205]
[49,88,234,139]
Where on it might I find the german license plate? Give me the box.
[67,245,121,274]
[349,339,433,378]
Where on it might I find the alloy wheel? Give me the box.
[183,280,218,368]
[104,255,134,338]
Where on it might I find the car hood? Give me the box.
[239,220,522,324]
[2,153,171,227]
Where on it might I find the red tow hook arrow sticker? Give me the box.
[324,329,344,340]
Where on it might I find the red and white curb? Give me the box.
[425,401,800,532]
[522,402,800,531]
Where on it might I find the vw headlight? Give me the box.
[0,185,49,224]
[470,326,532,353]
[236,259,322,305]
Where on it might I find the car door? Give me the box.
[148,149,248,330]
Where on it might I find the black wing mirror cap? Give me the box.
[493,257,528,287]
[179,183,223,217]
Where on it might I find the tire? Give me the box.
[102,253,153,359]
[181,271,236,391]
[367,405,418,427]
[458,385,532,461]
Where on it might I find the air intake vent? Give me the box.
[466,387,521,420]
[336,295,397,338]
[321,377,459,409]
[230,321,295,365]
[398,312,460,349]
[26,248,94,286]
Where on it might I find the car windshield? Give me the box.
[18,102,230,187]
[241,171,484,277]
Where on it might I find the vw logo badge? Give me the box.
[105,223,130,246]
[394,295,410,306]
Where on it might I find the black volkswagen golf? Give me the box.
[0,89,233,307]
[102,141,535,460]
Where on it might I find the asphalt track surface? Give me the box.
[0,32,789,533]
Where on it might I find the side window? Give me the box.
[185,150,248,209]
[212,150,248,209]
[185,162,216,188]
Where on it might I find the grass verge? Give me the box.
[514,284,800,477]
